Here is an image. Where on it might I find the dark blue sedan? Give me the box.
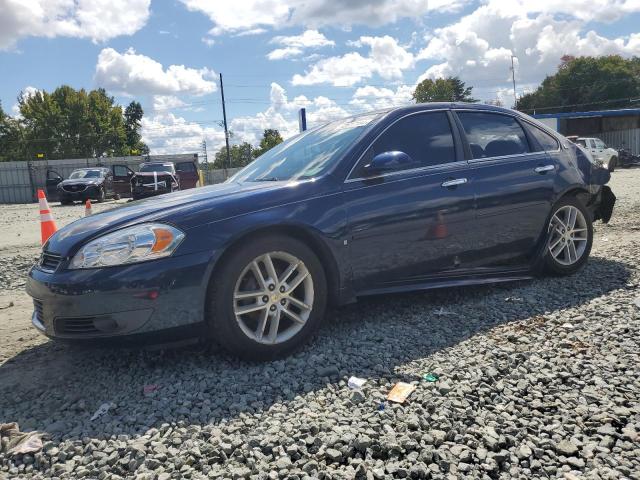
[27,103,615,360]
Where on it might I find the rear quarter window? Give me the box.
[176,162,197,173]
[527,125,560,151]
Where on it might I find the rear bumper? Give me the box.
[26,250,213,344]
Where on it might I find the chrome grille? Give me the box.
[62,184,86,192]
[39,251,62,272]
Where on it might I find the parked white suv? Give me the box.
[576,137,618,172]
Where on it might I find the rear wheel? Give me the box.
[207,235,327,360]
[544,197,593,276]
[608,156,617,172]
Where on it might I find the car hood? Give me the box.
[45,180,321,255]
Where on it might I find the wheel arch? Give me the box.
[207,223,342,307]
[556,185,592,208]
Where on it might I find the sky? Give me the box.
[1,0,640,155]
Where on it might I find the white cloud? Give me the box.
[416,1,640,91]
[271,29,335,48]
[267,29,334,60]
[142,113,225,155]
[267,47,304,60]
[152,95,188,112]
[349,85,414,111]
[292,35,414,86]
[179,0,463,36]
[11,86,41,116]
[0,0,150,50]
[94,48,217,96]
[142,83,355,154]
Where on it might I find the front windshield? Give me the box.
[69,169,104,179]
[140,163,173,173]
[232,113,382,182]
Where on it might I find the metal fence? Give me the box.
[601,128,640,155]
[0,154,238,204]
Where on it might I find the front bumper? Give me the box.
[132,186,173,199]
[26,250,213,343]
[59,185,101,201]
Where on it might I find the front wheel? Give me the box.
[544,197,593,276]
[608,156,617,172]
[207,235,327,360]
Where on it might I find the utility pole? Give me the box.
[511,55,518,109]
[201,139,208,165]
[219,73,231,177]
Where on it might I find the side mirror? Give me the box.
[365,151,418,175]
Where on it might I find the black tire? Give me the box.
[608,156,617,172]
[207,234,327,361]
[96,187,105,203]
[543,196,593,276]
[113,193,121,201]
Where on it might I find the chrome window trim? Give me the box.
[345,159,469,184]
[344,108,456,183]
[467,151,544,165]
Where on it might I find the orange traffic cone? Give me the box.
[85,199,92,217]
[38,189,57,245]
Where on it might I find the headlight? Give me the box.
[69,223,185,269]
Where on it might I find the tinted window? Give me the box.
[576,139,587,147]
[355,111,456,176]
[457,112,530,159]
[176,162,197,173]
[113,165,131,177]
[528,125,560,151]
[140,163,175,173]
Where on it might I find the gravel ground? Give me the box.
[1,172,639,479]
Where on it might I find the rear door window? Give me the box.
[457,112,530,159]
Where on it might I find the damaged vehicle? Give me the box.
[27,104,615,360]
[56,167,119,204]
[131,162,180,200]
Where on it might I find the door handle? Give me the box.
[534,165,555,173]
[441,178,467,188]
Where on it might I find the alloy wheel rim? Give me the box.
[233,251,314,345]
[548,205,589,266]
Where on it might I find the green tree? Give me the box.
[213,142,254,169]
[124,101,149,154]
[0,101,25,162]
[253,129,284,158]
[517,55,640,114]
[15,85,135,160]
[413,77,477,103]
